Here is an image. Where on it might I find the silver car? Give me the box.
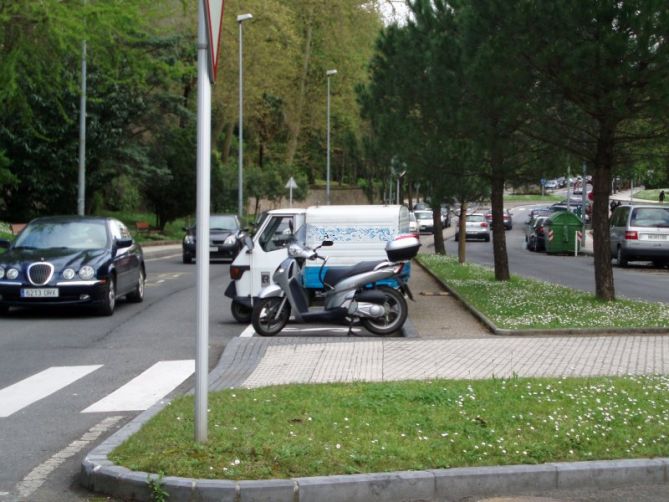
[610,205,669,267]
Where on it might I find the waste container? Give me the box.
[544,211,584,254]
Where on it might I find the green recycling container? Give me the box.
[544,211,584,254]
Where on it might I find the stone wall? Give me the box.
[248,187,373,213]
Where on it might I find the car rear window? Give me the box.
[630,208,669,228]
[467,215,485,222]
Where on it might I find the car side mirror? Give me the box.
[117,237,133,249]
[243,233,254,251]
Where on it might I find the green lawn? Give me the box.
[503,194,562,203]
[417,254,669,330]
[110,375,669,480]
[632,189,668,202]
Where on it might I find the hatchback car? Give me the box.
[610,205,669,267]
[414,210,434,233]
[525,216,549,252]
[182,214,242,264]
[408,212,420,238]
[483,209,513,230]
[0,216,145,316]
[455,213,491,242]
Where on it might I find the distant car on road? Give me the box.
[182,214,242,264]
[455,213,491,242]
[414,210,434,234]
[544,179,558,190]
[408,212,420,238]
[483,209,513,230]
[610,205,669,267]
[0,216,145,316]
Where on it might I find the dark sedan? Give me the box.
[0,216,145,316]
[182,214,242,264]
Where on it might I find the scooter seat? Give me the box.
[323,260,386,287]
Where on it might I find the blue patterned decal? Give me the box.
[307,226,395,244]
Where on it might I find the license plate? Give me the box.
[644,234,668,240]
[21,288,59,298]
[209,246,218,252]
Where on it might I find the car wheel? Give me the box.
[0,304,8,315]
[484,235,490,242]
[97,275,116,316]
[616,247,628,267]
[183,253,193,264]
[652,260,668,268]
[231,300,252,323]
[126,268,145,303]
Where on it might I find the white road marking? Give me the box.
[240,324,255,337]
[0,366,102,418]
[145,253,182,262]
[282,327,361,333]
[14,415,123,500]
[82,360,194,413]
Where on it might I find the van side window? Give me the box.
[258,216,294,252]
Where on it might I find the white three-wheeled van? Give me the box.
[225,205,412,323]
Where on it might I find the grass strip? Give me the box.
[417,254,669,330]
[632,189,668,202]
[110,376,669,480]
[503,194,562,202]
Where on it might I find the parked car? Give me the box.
[483,209,513,230]
[413,202,431,211]
[544,179,558,190]
[610,205,669,267]
[455,213,491,242]
[182,214,242,264]
[0,216,145,316]
[414,210,434,233]
[528,206,553,220]
[525,216,549,252]
[409,212,420,238]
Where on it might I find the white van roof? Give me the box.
[306,205,407,224]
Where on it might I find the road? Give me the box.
[0,251,244,502]
[435,205,669,304]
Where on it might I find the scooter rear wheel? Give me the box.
[361,286,408,336]
[252,297,291,336]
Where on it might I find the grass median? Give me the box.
[110,376,669,480]
[417,254,669,330]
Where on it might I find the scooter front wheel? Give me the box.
[361,286,408,336]
[252,297,291,336]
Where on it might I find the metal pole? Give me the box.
[77,39,87,215]
[289,185,293,207]
[581,162,587,246]
[326,75,331,205]
[396,176,400,205]
[195,0,212,443]
[238,20,244,219]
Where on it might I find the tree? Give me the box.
[511,0,669,300]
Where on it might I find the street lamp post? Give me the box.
[326,69,337,205]
[237,13,252,219]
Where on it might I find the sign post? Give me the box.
[195,0,224,444]
[285,176,298,207]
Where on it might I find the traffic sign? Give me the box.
[203,0,225,83]
[285,177,298,189]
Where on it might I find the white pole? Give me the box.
[575,231,578,256]
[238,20,245,219]
[326,69,337,205]
[77,38,87,215]
[289,185,293,207]
[195,0,212,443]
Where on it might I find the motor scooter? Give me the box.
[251,234,420,336]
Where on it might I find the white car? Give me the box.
[455,213,491,242]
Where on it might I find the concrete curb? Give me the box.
[414,257,669,336]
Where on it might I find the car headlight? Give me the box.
[62,268,76,280]
[79,266,95,280]
[0,267,4,279]
[7,268,19,280]
[184,235,195,245]
[224,235,237,245]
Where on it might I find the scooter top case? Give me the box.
[385,235,421,261]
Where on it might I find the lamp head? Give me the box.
[326,69,338,77]
[237,13,253,22]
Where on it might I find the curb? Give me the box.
[414,257,669,337]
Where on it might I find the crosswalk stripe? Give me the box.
[82,360,195,413]
[0,365,102,418]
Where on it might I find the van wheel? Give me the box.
[231,300,252,323]
[616,247,628,267]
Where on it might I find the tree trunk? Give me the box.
[432,206,445,255]
[407,179,413,209]
[592,123,616,301]
[285,19,313,166]
[221,122,234,163]
[490,170,510,281]
[458,199,467,263]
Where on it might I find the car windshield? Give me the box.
[209,215,239,231]
[14,221,108,250]
[415,211,431,220]
[630,208,669,228]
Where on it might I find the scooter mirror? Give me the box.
[322,240,334,247]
